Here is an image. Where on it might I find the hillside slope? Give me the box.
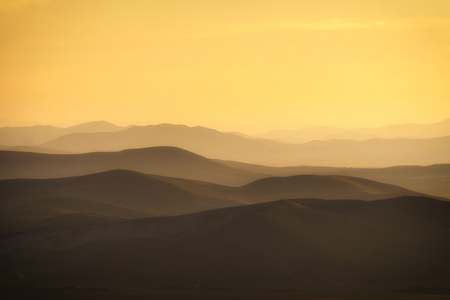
[217,161,450,197]
[0,146,262,186]
[1,197,448,296]
[232,174,424,202]
[0,170,247,220]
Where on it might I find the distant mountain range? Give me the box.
[2,146,449,197]
[2,196,449,297]
[31,124,450,167]
[0,121,125,146]
[1,120,449,167]
[2,119,448,148]
[259,118,450,142]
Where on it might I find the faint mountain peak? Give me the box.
[117,145,212,160]
[156,123,189,127]
[0,124,59,129]
[259,118,450,142]
[66,121,123,132]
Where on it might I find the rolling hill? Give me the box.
[0,169,247,221]
[231,174,424,202]
[217,160,450,197]
[0,170,427,235]
[0,146,262,185]
[2,144,447,196]
[1,196,449,298]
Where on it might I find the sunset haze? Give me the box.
[0,0,449,132]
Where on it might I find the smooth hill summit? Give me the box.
[64,121,124,133]
[0,169,246,223]
[0,146,262,185]
[217,160,450,198]
[231,174,424,202]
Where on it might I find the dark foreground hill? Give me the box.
[1,197,449,299]
[0,147,262,186]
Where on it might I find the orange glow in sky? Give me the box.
[1,0,449,133]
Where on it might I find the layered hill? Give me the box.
[218,160,450,197]
[231,175,424,202]
[1,196,449,297]
[39,124,450,166]
[0,170,247,232]
[1,143,448,196]
[0,146,262,185]
[0,170,426,234]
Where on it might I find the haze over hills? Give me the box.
[0,170,247,222]
[1,120,449,299]
[231,175,425,202]
[3,0,450,297]
[1,196,449,298]
[259,118,450,142]
[0,146,73,154]
[40,123,287,157]
[0,121,125,146]
[39,123,450,167]
[218,160,450,197]
[0,169,428,235]
[0,146,262,185]
[2,145,449,197]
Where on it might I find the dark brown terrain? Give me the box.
[1,197,449,299]
[0,170,248,234]
[0,170,426,233]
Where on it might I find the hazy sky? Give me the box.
[1,0,449,133]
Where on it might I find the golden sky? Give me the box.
[1,0,449,133]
